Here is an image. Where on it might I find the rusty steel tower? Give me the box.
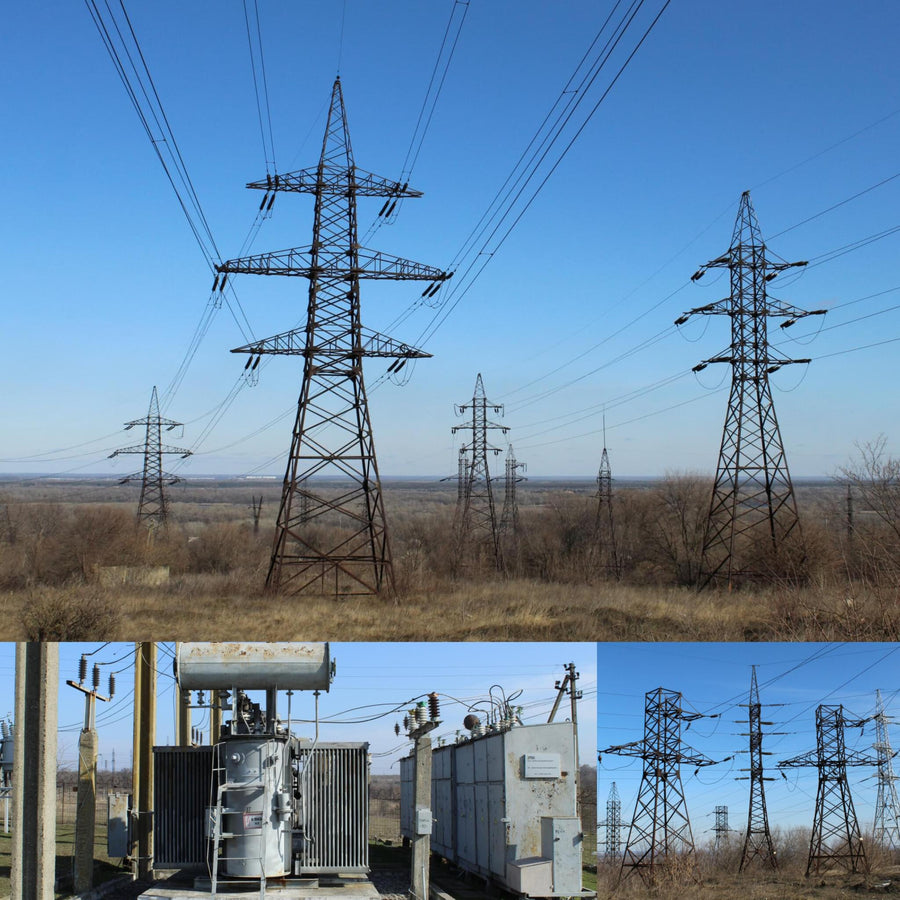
[602,688,721,886]
[451,373,508,572]
[218,78,449,595]
[779,704,874,876]
[737,666,779,873]
[109,386,191,530]
[678,191,825,587]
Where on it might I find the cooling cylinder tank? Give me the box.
[176,643,330,690]
[221,735,292,877]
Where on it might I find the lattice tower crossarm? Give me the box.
[451,373,508,572]
[601,687,724,886]
[873,689,900,848]
[778,704,875,876]
[678,191,826,588]
[737,666,779,872]
[108,386,191,529]
[217,78,450,596]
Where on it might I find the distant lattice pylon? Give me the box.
[595,431,619,577]
[451,373,508,572]
[109,386,191,530]
[779,704,875,876]
[873,689,900,849]
[737,665,779,873]
[218,77,449,596]
[601,687,723,886]
[678,191,826,588]
[600,782,622,859]
[713,806,730,852]
[499,445,526,570]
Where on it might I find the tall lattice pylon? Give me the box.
[109,386,191,530]
[595,432,619,577]
[737,666,778,873]
[779,704,875,876]
[600,782,622,859]
[451,374,508,572]
[873,689,900,849]
[601,687,721,885]
[217,78,449,596]
[678,191,825,588]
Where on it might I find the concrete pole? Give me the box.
[174,643,191,746]
[132,642,156,880]
[74,728,99,892]
[11,642,59,900]
[410,731,433,900]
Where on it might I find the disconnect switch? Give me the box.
[416,808,433,835]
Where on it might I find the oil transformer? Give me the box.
[150,643,368,888]
[401,721,586,898]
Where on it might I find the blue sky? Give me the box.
[3,1,900,478]
[597,643,900,841]
[2,642,596,776]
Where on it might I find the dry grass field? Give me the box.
[596,833,900,899]
[1,473,897,641]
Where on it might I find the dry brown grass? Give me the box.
[2,476,900,640]
[4,576,898,641]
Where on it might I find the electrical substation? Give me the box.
[72,643,592,900]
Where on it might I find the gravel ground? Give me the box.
[368,868,409,900]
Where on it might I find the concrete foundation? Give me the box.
[139,875,381,900]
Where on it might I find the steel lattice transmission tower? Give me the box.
[873,689,900,849]
[601,782,622,859]
[678,191,825,587]
[217,78,449,596]
[779,704,875,876]
[737,665,779,873]
[451,374,508,572]
[713,806,730,851]
[595,435,619,577]
[500,445,526,535]
[601,687,722,885]
[109,386,191,530]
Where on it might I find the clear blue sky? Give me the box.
[2,642,596,776]
[598,642,900,841]
[3,2,900,477]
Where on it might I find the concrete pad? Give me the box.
[139,875,381,900]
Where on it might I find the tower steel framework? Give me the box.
[601,687,721,885]
[109,386,191,530]
[873,689,900,849]
[451,374,508,571]
[779,704,874,876]
[678,191,825,587]
[595,439,619,577]
[737,665,779,872]
[218,78,449,595]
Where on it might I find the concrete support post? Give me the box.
[75,729,99,892]
[411,733,433,900]
[11,642,59,900]
[132,642,156,880]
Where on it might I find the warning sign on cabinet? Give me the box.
[243,812,263,829]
